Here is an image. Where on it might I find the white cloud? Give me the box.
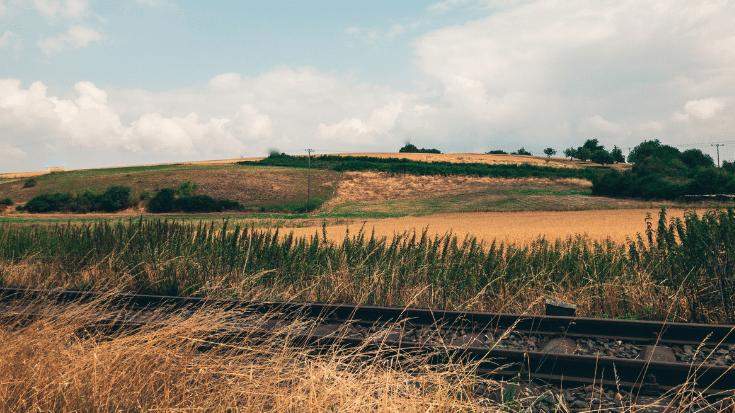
[0,31,22,52]
[387,24,405,38]
[671,97,730,123]
[576,115,625,137]
[33,0,89,21]
[319,100,404,143]
[37,25,101,54]
[208,72,242,90]
[428,0,526,13]
[413,0,735,149]
[0,144,27,159]
[0,78,253,164]
[685,97,728,120]
[638,121,664,133]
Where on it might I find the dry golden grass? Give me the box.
[284,208,690,246]
[2,295,732,412]
[325,171,591,205]
[0,298,494,412]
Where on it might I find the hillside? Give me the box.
[0,153,648,219]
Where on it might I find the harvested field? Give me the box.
[285,208,690,246]
[320,171,660,216]
[326,171,591,204]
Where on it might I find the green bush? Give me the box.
[98,185,134,212]
[147,188,242,213]
[592,139,735,199]
[24,192,75,213]
[21,185,134,213]
[23,178,37,188]
[399,143,441,154]
[486,150,507,155]
[0,198,12,206]
[148,188,177,213]
[177,181,198,196]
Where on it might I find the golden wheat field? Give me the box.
[285,208,690,246]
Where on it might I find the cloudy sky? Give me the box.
[1,0,734,173]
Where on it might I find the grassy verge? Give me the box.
[1,207,734,324]
[0,299,488,412]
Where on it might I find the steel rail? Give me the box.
[2,286,734,397]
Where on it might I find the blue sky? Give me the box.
[2,0,735,172]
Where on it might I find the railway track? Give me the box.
[2,286,734,403]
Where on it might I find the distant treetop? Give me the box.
[399,143,441,154]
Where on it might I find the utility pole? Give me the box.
[712,144,724,168]
[305,149,314,212]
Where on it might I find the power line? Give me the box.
[712,143,725,168]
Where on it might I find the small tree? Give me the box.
[543,148,557,159]
[564,147,576,160]
[590,149,615,165]
[577,147,591,163]
[611,146,625,163]
[515,147,532,156]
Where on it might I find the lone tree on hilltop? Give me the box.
[543,148,557,159]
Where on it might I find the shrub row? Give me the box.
[18,185,134,213]
[240,154,597,180]
[147,188,242,213]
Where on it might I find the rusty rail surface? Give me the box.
[2,286,734,398]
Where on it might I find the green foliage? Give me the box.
[148,188,177,213]
[138,190,152,202]
[20,185,134,213]
[590,149,615,165]
[147,187,242,213]
[543,148,556,158]
[563,147,575,160]
[399,143,441,154]
[177,180,198,196]
[267,149,289,158]
[513,147,532,156]
[576,147,591,162]
[486,150,507,154]
[581,138,604,153]
[0,207,733,322]
[681,149,715,169]
[239,155,598,181]
[593,139,735,200]
[0,198,12,206]
[22,178,37,188]
[611,146,625,163]
[23,192,75,213]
